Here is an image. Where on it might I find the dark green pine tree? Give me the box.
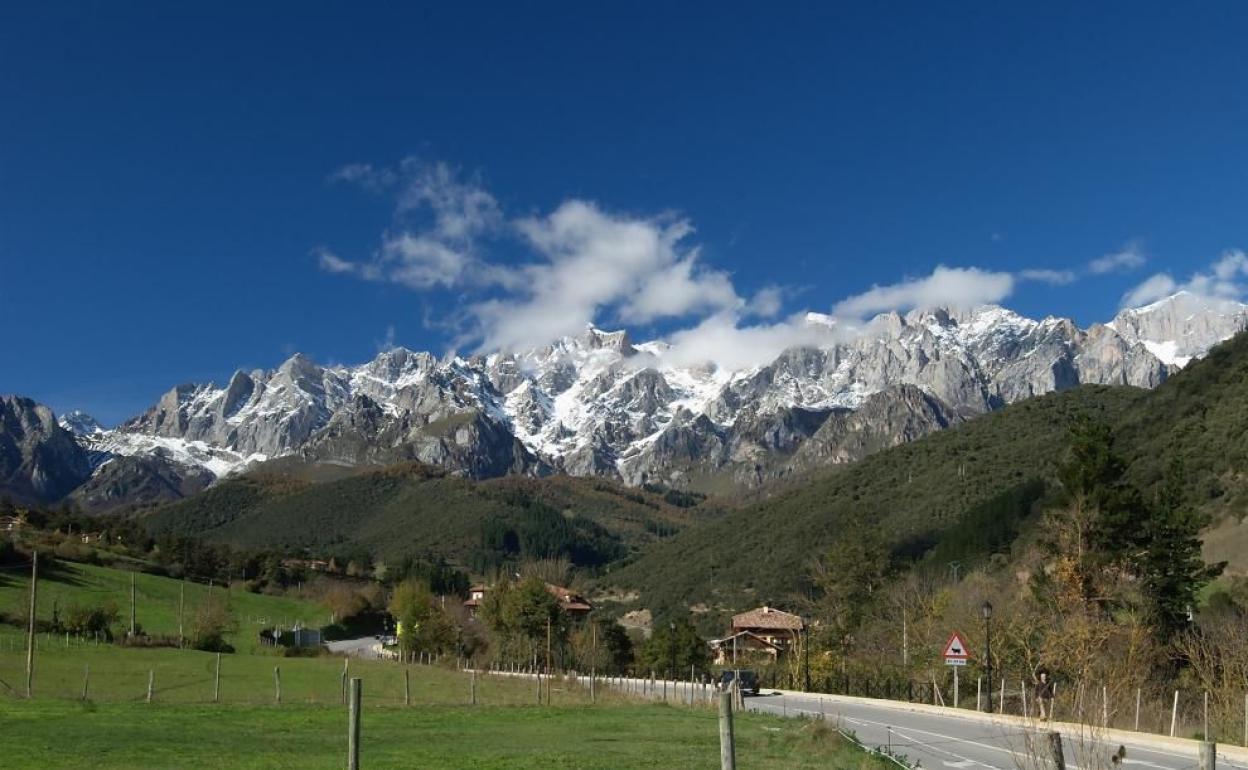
[1057,417,1148,558]
[1139,459,1225,636]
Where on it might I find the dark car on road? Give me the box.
[719,669,760,696]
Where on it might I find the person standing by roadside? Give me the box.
[1034,670,1055,721]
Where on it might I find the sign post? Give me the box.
[943,631,970,709]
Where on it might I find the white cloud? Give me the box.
[1120,250,1248,308]
[832,266,1015,320]
[316,247,356,274]
[1186,249,1248,298]
[321,159,1051,370]
[379,232,470,289]
[658,312,840,371]
[747,285,785,318]
[328,163,397,192]
[376,325,398,353]
[395,160,501,239]
[475,201,742,351]
[318,160,498,290]
[1120,273,1178,308]
[1019,268,1077,286]
[1088,244,1146,274]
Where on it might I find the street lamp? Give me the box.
[981,601,994,714]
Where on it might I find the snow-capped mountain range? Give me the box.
[25,291,1248,509]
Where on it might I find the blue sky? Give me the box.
[3,3,1248,425]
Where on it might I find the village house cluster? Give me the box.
[462,582,593,618]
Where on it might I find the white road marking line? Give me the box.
[851,720,1005,770]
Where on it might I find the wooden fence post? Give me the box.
[471,668,477,706]
[147,670,154,703]
[81,664,90,701]
[25,550,38,699]
[214,653,221,703]
[404,668,410,706]
[1171,691,1180,737]
[719,691,737,770]
[274,666,281,705]
[347,677,362,770]
[1048,731,1066,770]
[1205,691,1210,740]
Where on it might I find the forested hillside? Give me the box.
[142,463,718,572]
[605,330,1248,618]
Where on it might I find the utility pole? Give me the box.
[982,601,994,714]
[546,616,554,706]
[902,614,909,667]
[25,550,38,698]
[803,627,811,692]
[130,570,137,637]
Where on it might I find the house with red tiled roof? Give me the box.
[728,605,804,652]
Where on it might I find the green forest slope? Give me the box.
[141,464,718,572]
[605,331,1248,616]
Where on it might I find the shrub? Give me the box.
[61,600,120,640]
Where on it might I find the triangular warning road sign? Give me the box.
[943,631,970,660]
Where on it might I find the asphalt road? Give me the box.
[745,691,1248,770]
[588,674,1245,770]
[326,636,386,659]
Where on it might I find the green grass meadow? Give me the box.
[0,699,884,769]
[0,560,326,653]
[0,561,885,767]
[0,641,887,769]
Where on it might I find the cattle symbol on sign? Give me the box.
[943,631,970,666]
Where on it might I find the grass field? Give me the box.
[0,700,883,769]
[0,642,887,769]
[0,637,599,706]
[0,560,326,653]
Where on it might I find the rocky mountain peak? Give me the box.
[58,409,105,436]
[15,290,1247,511]
[0,396,92,503]
[1108,292,1248,366]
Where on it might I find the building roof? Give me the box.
[709,630,782,651]
[731,606,804,631]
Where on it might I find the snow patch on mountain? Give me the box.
[58,410,105,436]
[60,292,1248,490]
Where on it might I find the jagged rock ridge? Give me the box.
[8,292,1248,508]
